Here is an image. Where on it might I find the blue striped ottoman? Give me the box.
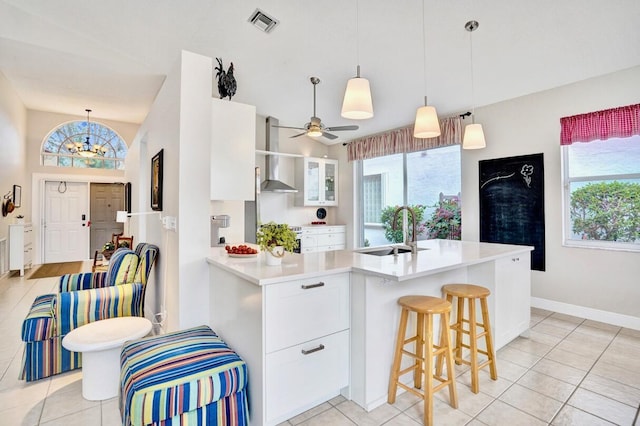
[120,325,249,426]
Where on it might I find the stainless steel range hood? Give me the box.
[261,116,298,193]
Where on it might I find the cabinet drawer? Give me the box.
[302,235,317,246]
[316,232,346,247]
[266,330,349,424]
[24,247,33,264]
[265,273,349,353]
[24,227,33,244]
[326,226,345,234]
[315,244,345,252]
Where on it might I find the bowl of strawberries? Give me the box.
[225,244,259,258]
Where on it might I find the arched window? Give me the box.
[41,120,128,170]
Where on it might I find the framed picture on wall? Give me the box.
[124,182,132,213]
[13,185,21,208]
[151,150,163,211]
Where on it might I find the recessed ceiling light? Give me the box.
[248,9,279,33]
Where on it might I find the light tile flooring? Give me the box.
[1,270,639,425]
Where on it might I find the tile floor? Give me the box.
[1,270,639,425]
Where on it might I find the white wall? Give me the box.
[127,53,180,332]
[0,71,27,246]
[127,50,213,333]
[329,143,355,248]
[462,65,640,320]
[177,51,213,330]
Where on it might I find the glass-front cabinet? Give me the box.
[295,157,339,206]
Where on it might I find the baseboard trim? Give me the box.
[531,297,640,331]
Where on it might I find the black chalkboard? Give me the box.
[479,153,545,271]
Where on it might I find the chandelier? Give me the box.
[66,109,108,157]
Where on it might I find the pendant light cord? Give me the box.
[469,28,475,120]
[356,0,360,66]
[465,19,479,123]
[422,0,427,106]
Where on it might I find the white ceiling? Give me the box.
[1,0,639,144]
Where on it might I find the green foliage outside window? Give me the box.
[380,205,426,243]
[570,181,640,242]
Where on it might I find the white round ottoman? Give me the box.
[62,316,152,400]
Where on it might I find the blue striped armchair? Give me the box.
[20,244,159,381]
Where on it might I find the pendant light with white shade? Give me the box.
[414,0,441,138]
[341,0,374,120]
[462,20,486,149]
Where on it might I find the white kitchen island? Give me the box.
[207,239,532,425]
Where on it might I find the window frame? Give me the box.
[561,142,640,252]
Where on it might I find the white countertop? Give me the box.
[207,239,533,285]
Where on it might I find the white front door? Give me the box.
[44,181,89,262]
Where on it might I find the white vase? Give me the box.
[265,246,284,266]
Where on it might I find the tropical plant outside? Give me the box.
[424,199,462,240]
[570,181,640,242]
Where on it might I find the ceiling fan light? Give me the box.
[341,76,374,119]
[413,105,441,138]
[463,123,486,149]
[307,128,323,137]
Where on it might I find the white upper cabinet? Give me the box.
[295,157,339,206]
[211,99,256,200]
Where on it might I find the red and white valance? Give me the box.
[560,103,640,145]
[347,116,462,162]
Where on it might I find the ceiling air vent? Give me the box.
[248,9,279,33]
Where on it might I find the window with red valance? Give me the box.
[560,103,640,251]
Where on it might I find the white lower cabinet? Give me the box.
[264,273,350,424]
[9,224,33,276]
[209,268,350,426]
[493,254,531,348]
[266,330,349,423]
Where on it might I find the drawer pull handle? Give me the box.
[301,282,325,290]
[512,257,520,262]
[301,344,325,355]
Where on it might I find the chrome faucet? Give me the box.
[392,206,418,253]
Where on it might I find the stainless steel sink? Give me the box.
[357,246,428,256]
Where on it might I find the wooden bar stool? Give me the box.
[440,284,497,394]
[388,295,458,426]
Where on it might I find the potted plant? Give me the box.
[256,222,298,265]
[102,241,116,260]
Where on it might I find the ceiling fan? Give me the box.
[275,77,359,140]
